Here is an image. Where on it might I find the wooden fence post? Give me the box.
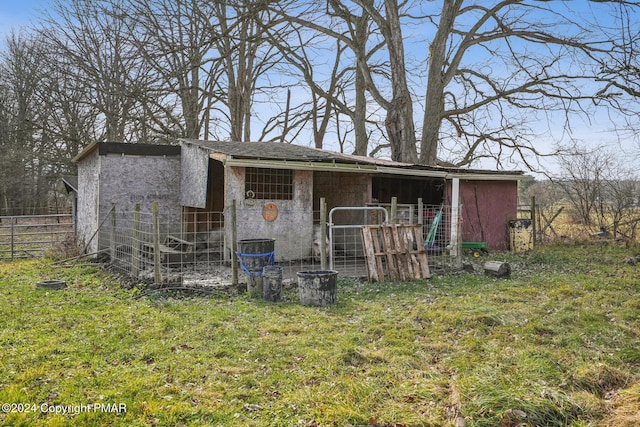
[110,203,116,261]
[153,202,161,284]
[131,203,141,278]
[390,197,398,224]
[531,196,536,248]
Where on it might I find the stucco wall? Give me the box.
[95,154,181,251]
[180,143,209,208]
[76,150,100,253]
[457,180,518,251]
[227,166,314,260]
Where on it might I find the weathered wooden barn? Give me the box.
[72,140,526,259]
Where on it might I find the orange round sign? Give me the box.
[262,203,278,222]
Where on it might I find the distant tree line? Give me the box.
[524,149,640,242]
[1,0,639,214]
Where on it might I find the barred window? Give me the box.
[245,168,293,200]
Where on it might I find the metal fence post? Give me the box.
[10,217,15,260]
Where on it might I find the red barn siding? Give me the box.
[448,180,518,251]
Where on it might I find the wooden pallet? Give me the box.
[361,224,430,282]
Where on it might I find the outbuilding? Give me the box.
[72,140,527,262]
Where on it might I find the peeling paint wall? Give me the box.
[226,166,314,260]
[456,180,518,251]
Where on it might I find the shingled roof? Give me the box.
[180,139,402,165]
[181,139,525,178]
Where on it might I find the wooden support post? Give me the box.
[110,203,116,262]
[390,197,398,224]
[531,196,536,248]
[231,199,238,286]
[417,198,424,226]
[152,202,161,285]
[320,197,327,270]
[450,179,460,260]
[131,203,141,278]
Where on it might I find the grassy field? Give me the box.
[0,244,638,426]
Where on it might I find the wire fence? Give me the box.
[0,214,74,260]
[93,202,460,286]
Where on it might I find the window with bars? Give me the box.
[245,167,293,200]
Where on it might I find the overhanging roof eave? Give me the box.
[221,157,453,177]
[446,172,530,181]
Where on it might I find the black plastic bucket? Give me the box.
[297,270,338,306]
[263,265,283,302]
[237,238,275,274]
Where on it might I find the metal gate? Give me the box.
[0,214,74,260]
[328,206,389,277]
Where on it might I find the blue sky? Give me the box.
[0,0,50,42]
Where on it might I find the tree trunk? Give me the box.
[384,0,418,163]
[420,0,461,165]
[353,13,369,156]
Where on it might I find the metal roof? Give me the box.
[62,175,78,193]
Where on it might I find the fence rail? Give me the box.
[0,214,74,260]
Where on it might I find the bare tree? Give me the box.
[523,180,564,242]
[0,32,48,214]
[418,1,640,167]
[259,9,363,150]
[212,1,285,142]
[591,1,640,154]
[40,0,150,142]
[0,30,102,214]
[266,1,640,167]
[554,148,607,226]
[601,176,640,240]
[266,0,418,160]
[554,147,640,240]
[122,0,221,140]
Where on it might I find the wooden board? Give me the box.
[361,224,430,282]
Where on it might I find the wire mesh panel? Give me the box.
[419,204,460,272]
[94,202,465,287]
